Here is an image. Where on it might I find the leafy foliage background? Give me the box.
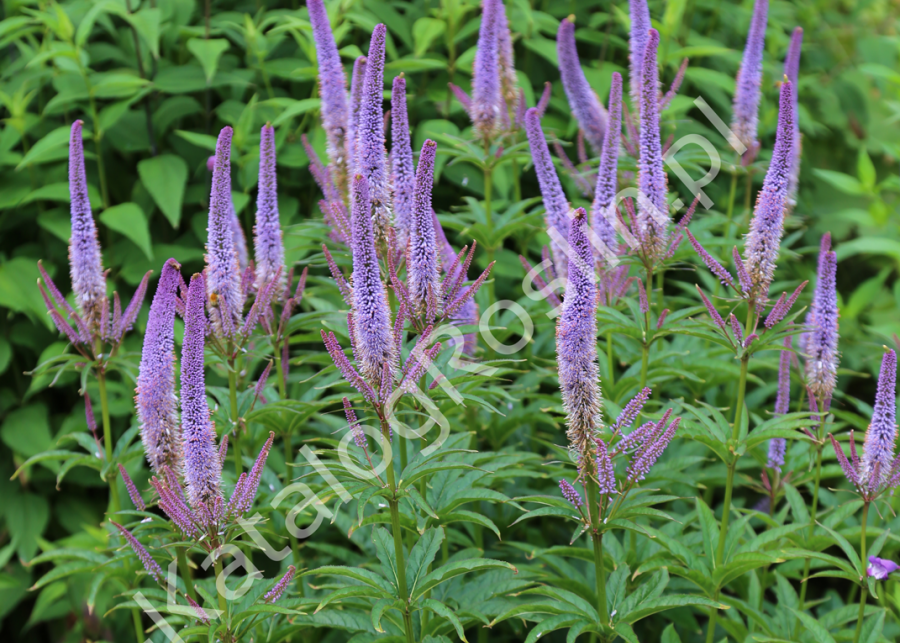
[0,0,899,640]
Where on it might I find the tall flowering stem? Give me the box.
[557,16,607,154]
[732,0,768,161]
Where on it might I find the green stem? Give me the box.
[705,605,719,643]
[511,158,522,203]
[796,414,826,631]
[213,557,228,633]
[483,163,495,305]
[587,480,609,630]
[853,502,870,643]
[131,606,146,643]
[228,361,241,475]
[177,548,197,602]
[97,370,120,514]
[722,170,738,243]
[383,421,414,643]
[274,339,287,400]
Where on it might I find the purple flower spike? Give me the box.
[206,126,243,337]
[732,0,768,157]
[557,209,602,460]
[596,439,617,495]
[407,140,442,318]
[525,108,571,280]
[111,521,164,583]
[637,30,670,262]
[862,350,897,488]
[186,595,210,625]
[733,247,751,295]
[343,397,367,449]
[805,248,839,399]
[743,81,795,306]
[785,27,803,204]
[350,174,396,384]
[613,387,651,432]
[308,0,349,187]
[391,75,415,249]
[557,17,607,153]
[118,464,146,511]
[254,124,286,294]
[254,361,273,404]
[627,417,680,482]
[115,271,152,342]
[696,285,726,330]
[181,274,223,513]
[231,432,274,516]
[348,56,367,176]
[637,278,649,314]
[358,24,392,239]
[767,336,792,471]
[559,479,583,507]
[229,203,249,273]
[137,259,183,474]
[729,313,744,346]
[868,556,900,580]
[472,0,501,141]
[264,565,296,603]
[628,0,652,107]
[591,72,623,254]
[68,120,106,327]
[829,433,861,488]
[685,230,734,287]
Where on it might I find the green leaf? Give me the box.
[423,598,468,642]
[813,169,865,195]
[788,608,837,643]
[858,148,876,190]
[100,203,153,259]
[695,497,719,567]
[782,483,810,526]
[137,155,188,228]
[1,405,52,458]
[413,558,517,599]
[406,527,444,597]
[175,129,218,151]
[187,38,230,84]
[624,595,727,624]
[817,521,863,577]
[412,18,446,57]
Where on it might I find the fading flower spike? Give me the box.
[264,565,296,603]
[181,274,223,513]
[557,209,602,461]
[68,120,106,327]
[206,127,243,337]
[743,81,794,305]
[732,0,768,159]
[557,17,607,153]
[137,259,183,475]
[254,124,286,293]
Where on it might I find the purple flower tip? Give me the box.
[557,16,607,153]
[868,556,900,580]
[254,123,286,293]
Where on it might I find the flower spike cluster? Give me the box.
[137,259,184,474]
[390,74,415,249]
[206,126,244,337]
[254,124,286,293]
[471,0,501,141]
[732,0,768,161]
[830,350,899,501]
[628,0,652,107]
[590,72,623,255]
[743,80,794,306]
[557,16,607,154]
[407,140,442,317]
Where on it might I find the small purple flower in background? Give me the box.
[181,273,223,514]
[868,556,900,580]
[525,107,571,281]
[264,565,296,603]
[767,335,793,471]
[390,75,415,249]
[308,0,350,192]
[350,174,396,385]
[357,24,392,240]
[591,72,623,254]
[636,29,670,262]
[206,126,243,337]
[628,0,652,107]
[407,140,442,318]
[743,81,794,306]
[626,417,680,482]
[805,237,839,401]
[559,479,583,507]
[472,0,501,141]
[254,124,286,293]
[612,387,650,433]
[137,259,183,475]
[732,0,768,161]
[784,27,803,206]
[68,120,107,328]
[557,16,607,154]
[118,464,146,510]
[557,208,601,461]
[186,595,210,625]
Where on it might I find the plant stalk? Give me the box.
[606,333,615,389]
[796,412,827,630]
[97,369,120,513]
[228,361,241,475]
[177,548,197,602]
[383,420,414,643]
[853,501,870,643]
[587,480,609,629]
